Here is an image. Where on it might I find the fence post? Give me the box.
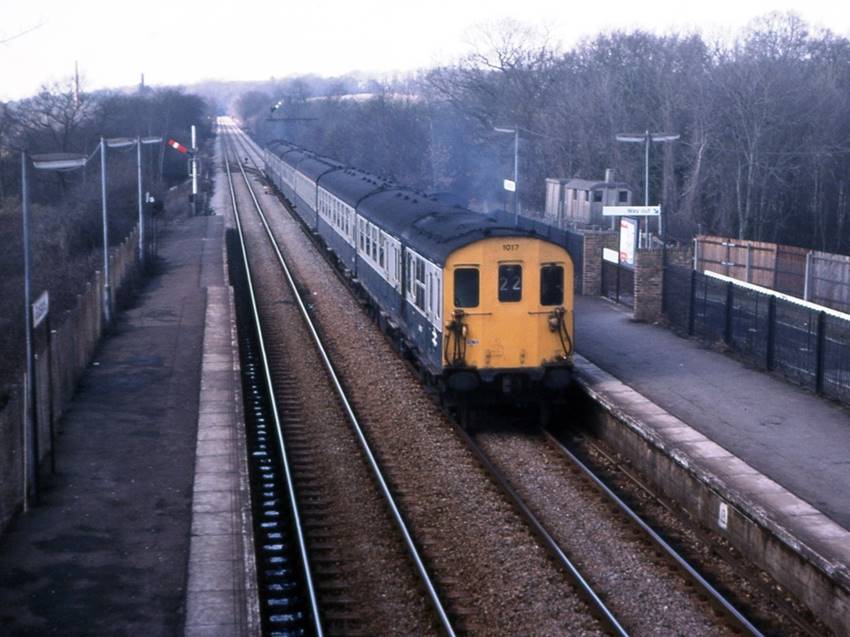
[815,311,827,394]
[803,251,813,301]
[615,262,621,304]
[688,269,697,336]
[772,244,779,289]
[724,281,734,345]
[746,245,753,282]
[766,296,776,370]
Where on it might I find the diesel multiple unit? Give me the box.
[263,140,575,399]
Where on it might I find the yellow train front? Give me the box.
[263,145,575,405]
[440,236,574,398]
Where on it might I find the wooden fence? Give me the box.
[693,235,850,312]
[0,227,141,532]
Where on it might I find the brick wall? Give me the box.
[634,250,664,322]
[581,231,618,295]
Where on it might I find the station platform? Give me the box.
[573,294,850,633]
[574,294,850,530]
[0,210,257,635]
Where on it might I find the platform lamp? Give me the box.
[616,130,679,249]
[22,151,88,508]
[494,126,520,225]
[105,136,162,269]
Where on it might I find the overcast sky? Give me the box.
[2,0,848,100]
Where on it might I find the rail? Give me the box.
[224,142,324,636]
[223,123,457,637]
[457,425,630,637]
[542,429,764,636]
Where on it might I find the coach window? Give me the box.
[498,264,522,302]
[540,264,564,306]
[414,259,426,310]
[454,268,479,307]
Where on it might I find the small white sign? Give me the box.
[32,291,49,328]
[503,179,516,192]
[603,205,661,217]
[718,502,729,530]
[603,248,619,263]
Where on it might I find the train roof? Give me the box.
[266,141,541,264]
[317,167,393,206]
[359,189,536,264]
[293,154,344,181]
[278,147,310,166]
[266,140,292,152]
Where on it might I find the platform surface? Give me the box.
[575,294,850,530]
[0,211,255,635]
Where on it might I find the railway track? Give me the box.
[224,141,323,635]
[222,127,456,635]
[224,120,824,636]
[460,418,765,637]
[562,429,828,637]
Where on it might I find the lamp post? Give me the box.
[616,130,679,248]
[98,137,112,324]
[138,136,162,267]
[21,151,87,508]
[494,126,520,226]
[106,136,162,269]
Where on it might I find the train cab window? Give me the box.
[498,264,522,302]
[540,264,564,306]
[454,268,479,308]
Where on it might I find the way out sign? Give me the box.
[32,291,49,328]
[603,205,661,217]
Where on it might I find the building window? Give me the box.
[498,264,522,302]
[618,190,629,203]
[540,264,564,306]
[454,268,479,308]
[592,190,603,203]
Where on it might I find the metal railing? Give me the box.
[663,264,850,403]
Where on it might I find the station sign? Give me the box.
[32,291,49,328]
[603,205,661,217]
[603,248,619,263]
